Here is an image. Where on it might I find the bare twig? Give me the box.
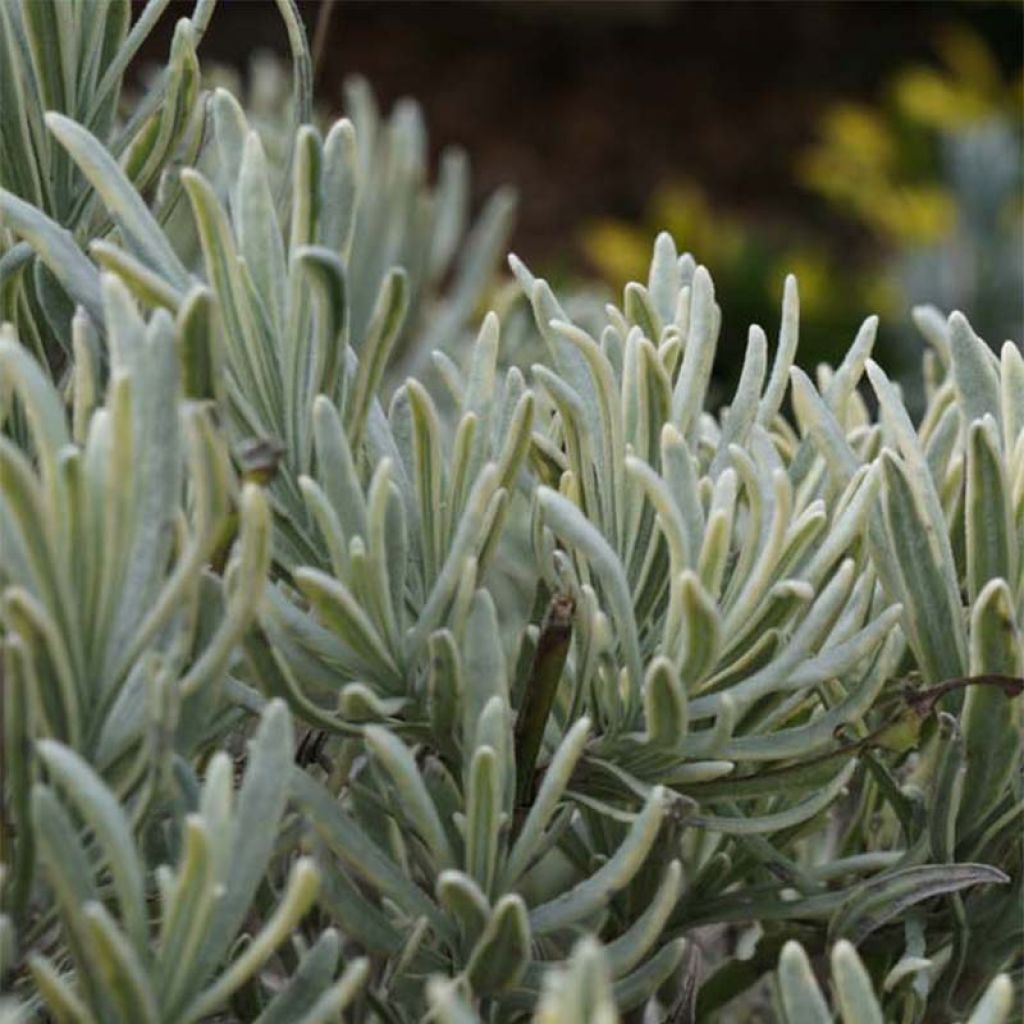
[514,592,575,806]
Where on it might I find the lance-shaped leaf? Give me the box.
[156,817,219,1011]
[959,580,1023,838]
[503,717,591,888]
[671,265,718,440]
[291,769,450,937]
[175,285,220,401]
[648,231,681,324]
[878,449,966,683]
[624,281,661,342]
[294,567,400,681]
[463,590,510,753]
[406,463,501,654]
[949,312,1001,429]
[201,699,295,967]
[677,571,722,687]
[528,786,670,935]
[0,189,103,321]
[965,415,1016,603]
[713,324,767,474]
[254,929,339,1024]
[181,858,321,1023]
[365,725,456,870]
[1000,342,1024,453]
[758,274,799,427]
[613,938,688,1012]
[829,863,1009,944]
[605,859,683,977]
[465,745,502,898]
[510,258,602,457]
[27,951,94,1023]
[831,940,884,1024]
[346,269,408,453]
[643,657,688,745]
[777,941,831,1024]
[437,871,489,949]
[466,894,530,994]
[179,483,272,697]
[286,959,369,1024]
[966,975,1015,1024]
[35,742,147,949]
[237,130,287,334]
[534,938,618,1024]
[45,113,189,288]
[690,761,855,835]
[81,902,159,1024]
[120,17,200,198]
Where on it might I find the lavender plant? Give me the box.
[0,2,1020,1021]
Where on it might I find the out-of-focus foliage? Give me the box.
[800,25,1020,243]
[0,2,1021,1022]
[583,25,1023,401]
[197,52,517,391]
[799,25,1023,348]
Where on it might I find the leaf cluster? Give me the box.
[0,3,1020,1021]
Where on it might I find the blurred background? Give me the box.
[140,0,1023,399]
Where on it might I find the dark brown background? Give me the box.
[139,1,1023,273]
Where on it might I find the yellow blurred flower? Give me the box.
[778,251,831,317]
[796,105,898,236]
[652,184,746,266]
[581,183,747,288]
[581,220,652,287]
[877,185,958,244]
[818,104,896,171]
[891,25,1011,129]
[802,26,1016,248]
[892,68,990,129]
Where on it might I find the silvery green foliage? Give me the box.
[0,4,1022,1021]
[0,0,213,368]
[260,312,534,698]
[0,283,269,755]
[410,935,1021,1024]
[340,76,517,384]
[776,941,1015,1024]
[1,71,514,571]
[425,939,623,1024]
[0,1,514,408]
[793,307,1024,688]
[0,284,274,947]
[287,637,688,1016]
[250,239,1020,1019]
[19,701,368,1022]
[514,241,903,806]
[182,56,518,390]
